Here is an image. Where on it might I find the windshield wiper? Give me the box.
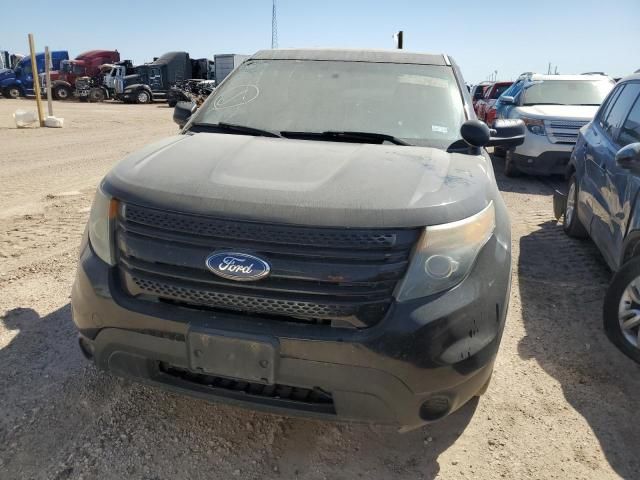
[190,122,282,138]
[281,130,411,146]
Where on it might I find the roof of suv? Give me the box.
[251,48,448,66]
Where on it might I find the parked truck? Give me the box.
[0,50,69,98]
[74,61,134,102]
[119,51,194,104]
[46,50,120,100]
[214,54,249,83]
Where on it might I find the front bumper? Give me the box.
[514,130,574,175]
[72,227,510,431]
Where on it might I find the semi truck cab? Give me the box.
[0,50,68,99]
[47,50,120,100]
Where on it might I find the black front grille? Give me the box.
[116,203,420,328]
[159,363,335,414]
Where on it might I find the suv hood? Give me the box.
[104,133,494,228]
[517,104,599,121]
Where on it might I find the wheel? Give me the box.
[562,174,589,238]
[167,98,177,108]
[89,88,106,103]
[603,257,640,363]
[53,84,72,101]
[4,86,21,99]
[504,149,520,177]
[136,90,151,104]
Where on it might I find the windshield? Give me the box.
[192,59,466,149]
[490,84,511,99]
[522,79,613,106]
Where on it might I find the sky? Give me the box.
[2,0,638,84]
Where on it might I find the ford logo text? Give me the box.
[205,252,271,281]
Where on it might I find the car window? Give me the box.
[619,88,640,146]
[599,84,625,129]
[490,84,511,99]
[602,83,640,143]
[195,59,466,149]
[521,79,613,106]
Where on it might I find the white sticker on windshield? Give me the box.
[432,125,448,134]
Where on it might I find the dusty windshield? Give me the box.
[522,79,613,106]
[193,59,466,148]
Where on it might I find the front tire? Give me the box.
[136,90,151,104]
[4,86,21,99]
[53,84,72,101]
[89,88,106,103]
[603,257,640,364]
[563,174,589,238]
[504,149,520,177]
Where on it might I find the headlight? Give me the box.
[88,187,117,265]
[395,202,496,301]
[522,116,546,136]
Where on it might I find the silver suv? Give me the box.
[496,73,614,176]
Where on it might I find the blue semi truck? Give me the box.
[0,50,69,98]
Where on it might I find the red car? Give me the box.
[470,81,492,109]
[475,81,513,126]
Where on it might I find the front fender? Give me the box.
[52,79,72,89]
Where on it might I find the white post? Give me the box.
[45,46,53,117]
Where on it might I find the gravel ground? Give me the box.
[0,98,639,480]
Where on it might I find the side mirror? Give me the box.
[460,120,491,148]
[173,101,196,128]
[500,95,515,105]
[487,119,525,148]
[615,143,640,170]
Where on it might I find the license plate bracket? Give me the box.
[187,330,278,385]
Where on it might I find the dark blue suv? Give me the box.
[556,73,640,363]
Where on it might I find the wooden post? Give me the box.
[27,33,45,127]
[44,46,53,117]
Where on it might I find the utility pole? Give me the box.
[395,31,404,49]
[28,33,45,127]
[271,0,278,49]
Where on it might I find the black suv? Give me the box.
[556,72,640,363]
[72,49,524,431]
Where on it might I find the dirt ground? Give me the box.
[0,98,639,480]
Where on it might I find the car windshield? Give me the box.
[490,84,512,99]
[192,59,466,149]
[522,79,613,106]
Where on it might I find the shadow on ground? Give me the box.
[0,303,476,479]
[516,218,640,477]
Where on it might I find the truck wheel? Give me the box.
[504,149,520,177]
[89,88,106,103]
[562,174,588,238]
[167,99,177,108]
[4,86,21,99]
[603,257,640,364]
[136,91,151,104]
[53,84,72,101]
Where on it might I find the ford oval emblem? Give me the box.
[205,252,271,281]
